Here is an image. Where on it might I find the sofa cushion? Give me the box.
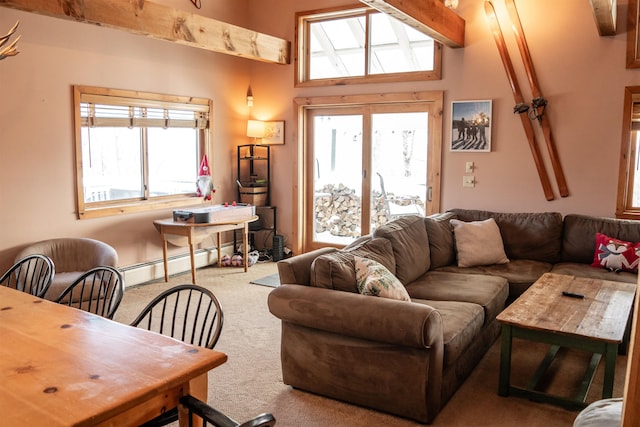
[447,209,563,263]
[374,215,430,285]
[354,256,410,301]
[346,237,397,273]
[406,271,508,325]
[434,260,553,299]
[562,214,640,264]
[592,233,640,273]
[310,238,396,292]
[414,299,484,368]
[551,262,638,284]
[451,218,509,267]
[425,212,457,268]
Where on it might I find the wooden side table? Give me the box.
[153,216,258,283]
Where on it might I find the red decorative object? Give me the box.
[196,154,215,200]
[592,233,640,273]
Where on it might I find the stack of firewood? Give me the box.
[314,183,361,237]
[315,183,390,236]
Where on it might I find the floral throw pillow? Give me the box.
[354,256,410,301]
[592,233,640,273]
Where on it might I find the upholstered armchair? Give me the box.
[15,237,118,301]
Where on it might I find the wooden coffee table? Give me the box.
[497,272,636,409]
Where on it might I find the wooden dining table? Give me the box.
[0,286,227,426]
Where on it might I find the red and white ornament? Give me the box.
[196,154,215,200]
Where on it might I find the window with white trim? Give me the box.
[74,85,212,219]
[295,6,441,87]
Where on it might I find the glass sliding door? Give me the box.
[371,108,429,229]
[309,110,364,246]
[300,93,442,252]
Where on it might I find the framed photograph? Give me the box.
[451,100,492,152]
[262,121,285,145]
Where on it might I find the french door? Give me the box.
[300,93,442,251]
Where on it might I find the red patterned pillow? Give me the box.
[592,233,640,273]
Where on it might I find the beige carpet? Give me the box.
[114,262,627,426]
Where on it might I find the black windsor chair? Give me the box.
[55,266,125,320]
[131,284,225,427]
[0,254,55,298]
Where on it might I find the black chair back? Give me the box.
[0,254,55,298]
[55,266,124,320]
[130,284,223,350]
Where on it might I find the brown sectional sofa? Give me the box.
[441,209,639,298]
[267,209,640,423]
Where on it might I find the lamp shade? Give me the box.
[247,120,266,138]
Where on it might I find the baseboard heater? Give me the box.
[120,243,233,287]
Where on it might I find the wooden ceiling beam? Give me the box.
[0,0,290,64]
[589,0,617,36]
[359,0,465,48]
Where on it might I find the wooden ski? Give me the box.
[484,1,554,201]
[505,0,569,198]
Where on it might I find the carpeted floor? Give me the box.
[114,262,628,426]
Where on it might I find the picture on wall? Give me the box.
[451,100,492,152]
[262,121,285,145]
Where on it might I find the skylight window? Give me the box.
[297,6,441,86]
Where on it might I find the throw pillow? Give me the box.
[592,233,640,273]
[450,218,509,267]
[354,256,410,301]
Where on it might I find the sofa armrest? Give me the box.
[276,247,337,286]
[268,284,442,349]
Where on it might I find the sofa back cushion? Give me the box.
[561,214,640,263]
[373,215,430,284]
[447,209,563,263]
[425,212,457,268]
[310,238,396,292]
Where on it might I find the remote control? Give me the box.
[562,291,584,299]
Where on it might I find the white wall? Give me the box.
[0,2,253,272]
[1,0,638,272]
[248,0,640,253]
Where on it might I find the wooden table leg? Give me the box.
[499,324,512,396]
[188,232,196,283]
[217,232,222,268]
[178,373,208,427]
[162,233,169,283]
[243,222,248,272]
[602,343,618,398]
